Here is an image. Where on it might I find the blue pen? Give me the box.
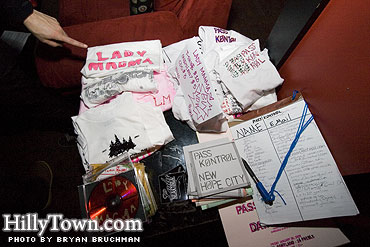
[242,158,274,205]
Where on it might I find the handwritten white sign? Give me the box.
[174,38,224,130]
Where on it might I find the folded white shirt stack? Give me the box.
[81,40,163,78]
[80,40,163,108]
[72,92,174,172]
[163,26,284,128]
[215,40,283,109]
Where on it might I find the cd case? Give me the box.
[158,165,188,204]
[78,165,157,225]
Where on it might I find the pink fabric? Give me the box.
[132,69,176,112]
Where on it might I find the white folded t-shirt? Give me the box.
[198,26,253,55]
[72,92,174,171]
[81,40,163,78]
[216,40,283,109]
[80,70,157,108]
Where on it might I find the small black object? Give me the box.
[130,0,154,15]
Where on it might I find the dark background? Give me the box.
[1,0,369,246]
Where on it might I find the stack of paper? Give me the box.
[219,198,351,247]
[183,138,252,209]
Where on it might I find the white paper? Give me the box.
[219,199,350,247]
[230,99,359,224]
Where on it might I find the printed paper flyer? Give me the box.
[219,199,350,247]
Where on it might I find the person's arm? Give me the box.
[1,0,87,48]
[23,10,88,48]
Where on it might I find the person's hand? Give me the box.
[23,10,88,49]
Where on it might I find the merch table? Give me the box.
[113,111,370,246]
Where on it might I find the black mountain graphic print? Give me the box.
[108,134,136,158]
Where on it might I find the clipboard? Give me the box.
[230,91,303,127]
[228,91,359,224]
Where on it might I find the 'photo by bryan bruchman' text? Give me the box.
[3,213,143,243]
[8,236,141,243]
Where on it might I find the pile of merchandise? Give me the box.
[73,26,284,220]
